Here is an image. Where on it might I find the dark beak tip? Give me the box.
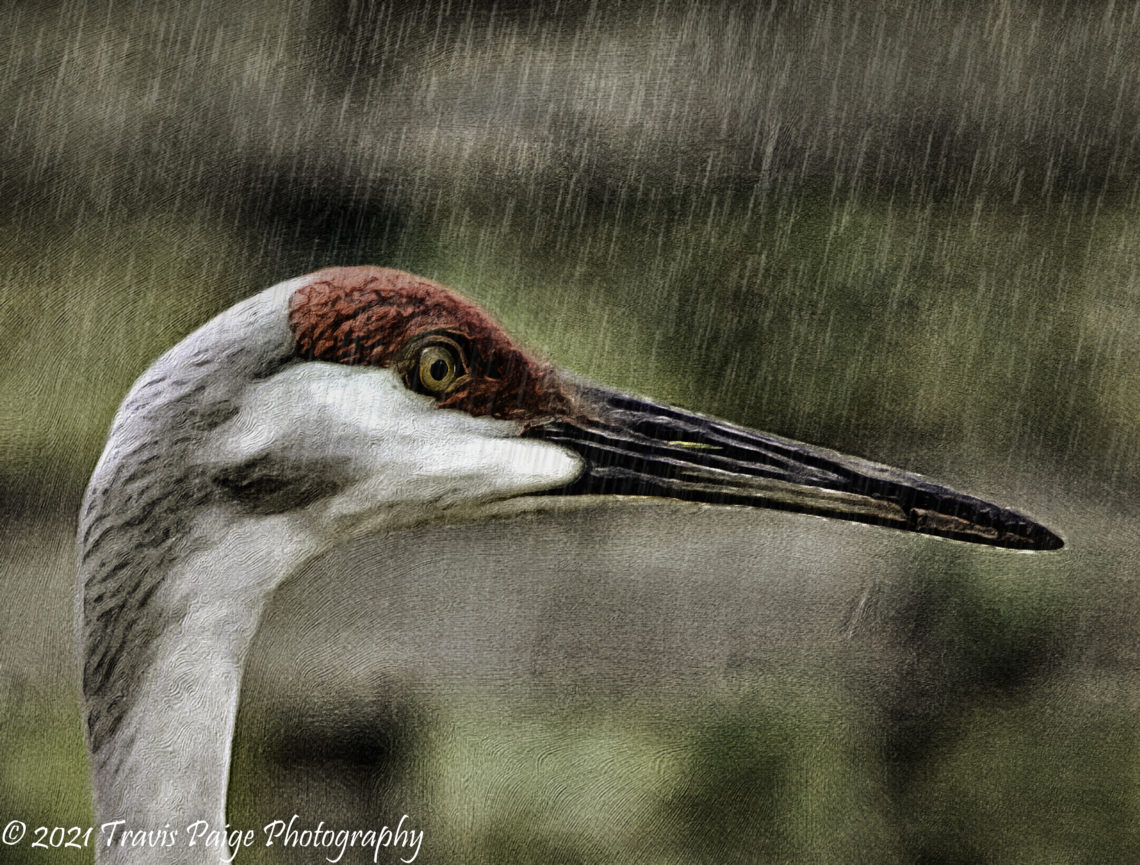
[1038,528,1066,552]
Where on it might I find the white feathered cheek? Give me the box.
[204,362,583,521]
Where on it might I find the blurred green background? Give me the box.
[2,0,1139,862]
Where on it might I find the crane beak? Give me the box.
[523,386,1063,551]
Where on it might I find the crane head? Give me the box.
[208,265,1058,552]
[87,264,1061,588]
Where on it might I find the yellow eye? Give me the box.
[418,343,462,393]
[399,333,470,398]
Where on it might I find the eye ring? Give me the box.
[398,333,470,398]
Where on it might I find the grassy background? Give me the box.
[2,0,1139,862]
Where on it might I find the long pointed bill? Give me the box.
[524,387,1063,551]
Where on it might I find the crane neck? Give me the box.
[80,513,320,865]
[90,591,263,865]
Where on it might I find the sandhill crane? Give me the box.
[77,266,1061,864]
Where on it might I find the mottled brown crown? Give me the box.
[288,266,575,422]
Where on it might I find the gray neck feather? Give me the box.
[76,286,295,798]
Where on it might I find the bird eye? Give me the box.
[418,344,461,392]
[399,333,470,398]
